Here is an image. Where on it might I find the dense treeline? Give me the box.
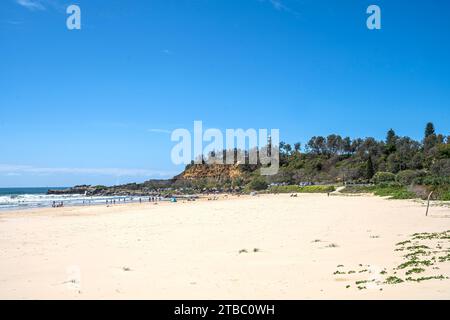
[176,122,449,199]
[257,122,449,200]
[271,122,449,185]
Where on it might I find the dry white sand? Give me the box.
[0,194,449,300]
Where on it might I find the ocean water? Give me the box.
[0,187,145,211]
[0,187,66,196]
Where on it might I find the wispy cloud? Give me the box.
[15,0,45,11]
[147,128,172,134]
[0,164,176,178]
[1,20,24,25]
[269,0,288,11]
[259,0,299,17]
[5,172,21,177]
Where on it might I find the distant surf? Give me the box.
[0,187,147,211]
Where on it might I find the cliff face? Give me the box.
[174,164,244,182]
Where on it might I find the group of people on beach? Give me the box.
[106,196,163,205]
[139,196,163,203]
[106,198,131,205]
[52,201,64,208]
[52,196,166,209]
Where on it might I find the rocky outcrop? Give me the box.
[174,164,244,182]
[47,165,248,196]
[47,185,92,195]
[47,181,174,196]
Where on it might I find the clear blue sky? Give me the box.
[1,0,449,187]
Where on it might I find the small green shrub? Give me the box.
[414,175,450,186]
[385,276,404,284]
[373,172,396,184]
[269,185,335,193]
[373,185,416,199]
[342,184,416,199]
[341,185,376,193]
[247,176,268,191]
[438,190,450,201]
[396,170,425,186]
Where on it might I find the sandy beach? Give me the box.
[0,193,449,300]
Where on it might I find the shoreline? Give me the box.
[0,193,200,214]
[0,193,236,218]
[2,191,449,216]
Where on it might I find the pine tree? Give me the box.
[424,122,437,152]
[366,156,375,180]
[385,129,397,154]
[424,122,435,139]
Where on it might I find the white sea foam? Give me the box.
[0,193,148,211]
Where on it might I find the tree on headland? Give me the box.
[307,136,326,154]
[366,156,375,180]
[385,129,398,154]
[425,122,436,138]
[326,134,343,155]
[342,137,353,154]
[284,143,292,155]
[424,122,437,153]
